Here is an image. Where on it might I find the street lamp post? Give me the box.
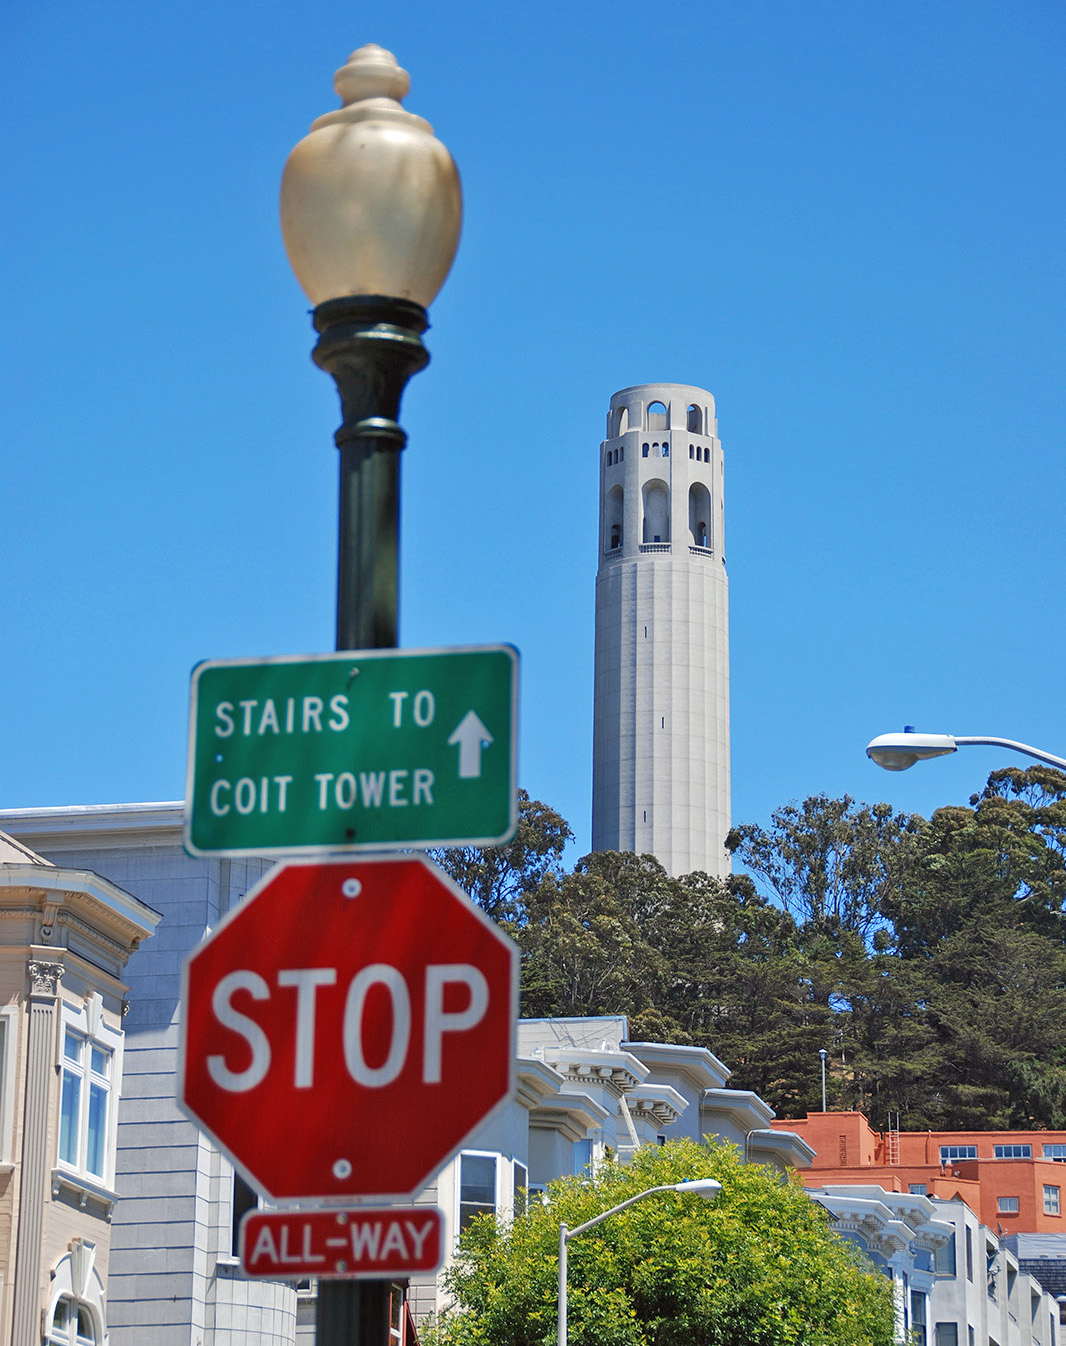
[866,727,1066,773]
[279,43,461,1346]
[280,42,462,650]
[819,1048,828,1112]
[557,1178,722,1346]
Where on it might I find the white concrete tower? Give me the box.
[592,383,730,878]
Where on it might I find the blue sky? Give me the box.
[3,0,1064,860]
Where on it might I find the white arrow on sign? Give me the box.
[448,711,493,779]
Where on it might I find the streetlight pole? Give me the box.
[556,1179,721,1346]
[819,1048,827,1112]
[280,43,461,1346]
[866,727,1066,773]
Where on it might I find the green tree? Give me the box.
[430,789,573,927]
[429,1139,894,1346]
[726,795,923,943]
[517,851,673,1023]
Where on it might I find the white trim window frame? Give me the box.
[457,1151,499,1235]
[456,1152,529,1235]
[56,998,123,1188]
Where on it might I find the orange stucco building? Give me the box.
[771,1111,1066,1235]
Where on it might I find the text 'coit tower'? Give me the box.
[592,384,730,878]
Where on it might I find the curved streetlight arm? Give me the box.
[558,1180,721,1346]
[950,737,1066,770]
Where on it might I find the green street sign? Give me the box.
[184,646,518,857]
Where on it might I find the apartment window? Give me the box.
[940,1145,977,1163]
[998,1196,1020,1214]
[573,1138,593,1175]
[47,1298,96,1345]
[910,1290,927,1346]
[1044,1184,1061,1216]
[934,1324,959,1346]
[459,1153,497,1232]
[910,1183,928,1195]
[231,1172,260,1257]
[388,1283,404,1346]
[965,1226,973,1282]
[994,1144,1032,1159]
[58,1032,112,1182]
[513,1161,528,1218]
[935,1233,957,1276]
[1043,1144,1066,1161]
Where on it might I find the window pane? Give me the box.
[90,1045,109,1078]
[59,1071,81,1166]
[76,1305,96,1345]
[460,1156,496,1205]
[459,1154,497,1232]
[1043,1185,1060,1215]
[86,1082,107,1177]
[64,1031,81,1064]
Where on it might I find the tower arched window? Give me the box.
[686,404,702,433]
[612,405,629,437]
[689,482,712,548]
[605,484,624,553]
[646,401,668,431]
[642,480,669,543]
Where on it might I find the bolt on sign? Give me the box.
[184,645,518,856]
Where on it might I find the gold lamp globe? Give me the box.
[280,44,462,309]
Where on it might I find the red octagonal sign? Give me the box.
[179,855,518,1202]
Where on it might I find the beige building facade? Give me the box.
[0,831,159,1346]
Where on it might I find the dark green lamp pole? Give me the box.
[280,42,462,1346]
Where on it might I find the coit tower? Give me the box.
[591,383,730,878]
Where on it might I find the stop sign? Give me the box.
[179,855,518,1201]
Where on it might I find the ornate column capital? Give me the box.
[27,958,63,999]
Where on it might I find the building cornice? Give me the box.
[528,1091,610,1142]
[701,1087,775,1131]
[0,803,184,853]
[625,1040,731,1090]
[0,864,161,943]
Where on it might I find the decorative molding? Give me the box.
[27,959,63,999]
[50,1169,117,1220]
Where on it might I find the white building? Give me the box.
[813,1185,1061,1346]
[1,804,811,1345]
[592,383,730,878]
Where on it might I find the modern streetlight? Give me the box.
[557,1178,722,1346]
[819,1048,828,1112]
[280,42,461,1346]
[866,727,1066,773]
